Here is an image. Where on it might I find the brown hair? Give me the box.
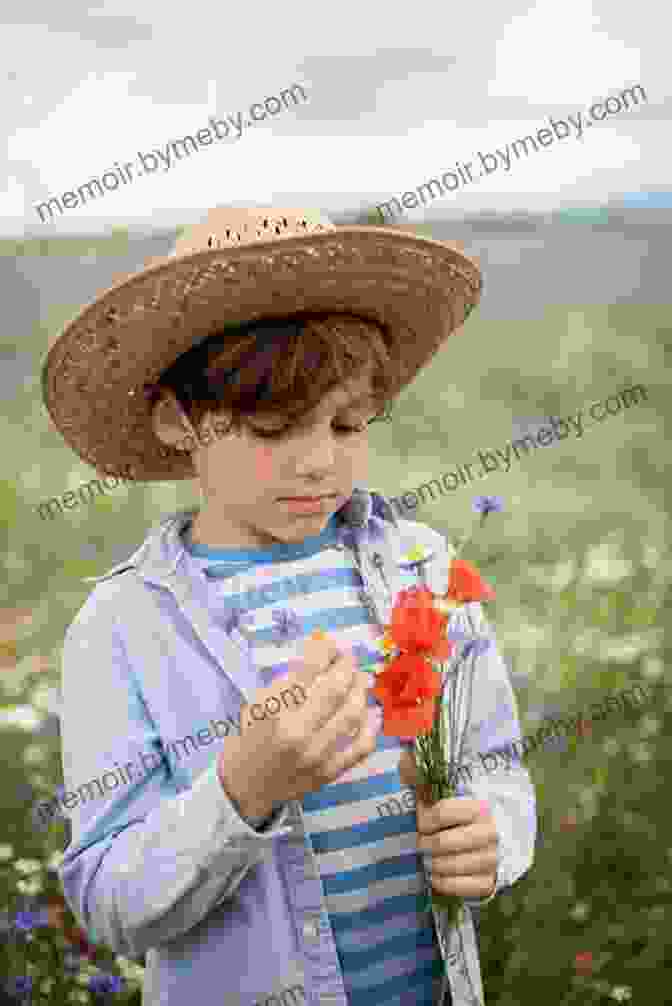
[149,313,399,436]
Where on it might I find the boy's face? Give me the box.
[158,371,380,548]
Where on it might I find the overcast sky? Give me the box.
[2,0,670,235]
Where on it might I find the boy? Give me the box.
[42,206,536,1006]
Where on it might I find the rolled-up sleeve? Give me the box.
[56,592,292,960]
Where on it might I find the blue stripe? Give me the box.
[328,892,429,933]
[373,733,406,752]
[251,606,374,644]
[259,655,388,686]
[206,566,364,607]
[309,811,418,854]
[321,852,426,895]
[301,769,407,813]
[338,927,436,970]
[348,961,442,1006]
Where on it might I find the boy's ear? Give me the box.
[151,390,195,449]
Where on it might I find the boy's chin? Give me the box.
[272,512,331,541]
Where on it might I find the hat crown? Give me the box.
[172,206,335,256]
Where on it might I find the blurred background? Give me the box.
[1,2,671,1003]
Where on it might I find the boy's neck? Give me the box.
[188,507,336,552]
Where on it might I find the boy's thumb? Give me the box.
[398,749,420,789]
[398,749,433,806]
[296,630,341,681]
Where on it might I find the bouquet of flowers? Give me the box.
[362,496,503,927]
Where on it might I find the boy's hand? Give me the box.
[398,749,499,899]
[218,632,378,823]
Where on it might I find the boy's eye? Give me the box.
[248,421,370,440]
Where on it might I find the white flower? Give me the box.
[596,633,659,663]
[583,542,632,585]
[47,851,64,872]
[517,619,551,651]
[16,876,44,896]
[13,858,43,874]
[639,715,660,736]
[29,683,61,715]
[609,986,632,1001]
[0,705,44,730]
[549,558,577,591]
[641,544,659,569]
[115,956,146,981]
[526,559,576,591]
[628,742,652,764]
[569,901,590,921]
[22,743,48,766]
[0,844,14,861]
[642,656,664,680]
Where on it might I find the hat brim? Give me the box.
[41,226,482,482]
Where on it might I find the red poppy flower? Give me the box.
[388,587,454,660]
[576,719,593,739]
[445,559,496,603]
[560,814,578,831]
[372,653,442,739]
[574,951,593,975]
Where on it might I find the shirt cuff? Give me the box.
[244,808,281,831]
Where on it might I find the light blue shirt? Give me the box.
[55,489,536,1006]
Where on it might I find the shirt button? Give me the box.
[302,919,321,942]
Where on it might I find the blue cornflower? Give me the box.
[13,911,40,933]
[8,976,33,997]
[472,495,504,515]
[337,517,386,552]
[366,517,389,546]
[222,607,254,637]
[88,974,124,995]
[462,638,492,659]
[271,608,302,644]
[370,495,396,521]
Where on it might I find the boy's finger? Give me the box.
[295,631,342,682]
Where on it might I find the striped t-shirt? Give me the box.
[182,514,448,1006]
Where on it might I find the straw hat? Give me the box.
[40,205,482,482]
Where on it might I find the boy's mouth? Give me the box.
[277,494,339,501]
[276,493,341,514]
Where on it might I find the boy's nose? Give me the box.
[293,434,337,475]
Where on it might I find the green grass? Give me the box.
[0,241,670,1004]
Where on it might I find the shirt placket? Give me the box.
[284,824,349,1006]
[277,538,390,1006]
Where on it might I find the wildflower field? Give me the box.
[0,218,670,1004]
